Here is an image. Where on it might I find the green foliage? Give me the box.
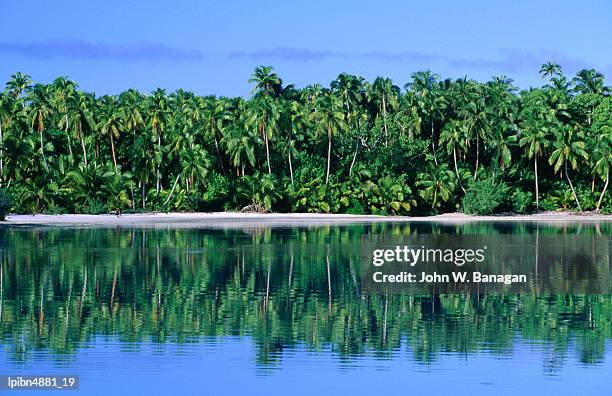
[0,65,609,216]
[0,188,11,220]
[462,176,510,215]
[201,171,230,211]
[510,189,533,214]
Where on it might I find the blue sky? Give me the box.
[1,0,610,97]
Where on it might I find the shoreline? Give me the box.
[1,211,610,227]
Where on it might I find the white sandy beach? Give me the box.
[2,211,610,227]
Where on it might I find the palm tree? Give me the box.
[539,62,562,80]
[222,126,259,176]
[249,66,282,97]
[416,163,456,211]
[367,77,399,146]
[0,92,11,183]
[573,68,608,95]
[119,89,145,135]
[27,84,54,172]
[548,125,589,211]
[6,72,31,98]
[66,91,95,166]
[53,76,78,161]
[330,73,364,127]
[96,98,124,173]
[201,97,230,175]
[593,139,611,211]
[315,94,345,185]
[454,81,490,178]
[406,71,445,162]
[518,93,553,211]
[247,96,280,175]
[439,120,467,193]
[147,88,168,194]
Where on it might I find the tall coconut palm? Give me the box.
[147,88,168,194]
[0,92,11,183]
[406,71,446,162]
[439,120,467,193]
[66,91,95,166]
[201,97,231,175]
[330,73,364,127]
[27,84,54,172]
[519,124,550,209]
[96,98,124,173]
[247,96,280,175]
[315,94,345,185]
[548,125,589,211]
[53,76,78,161]
[367,77,399,146]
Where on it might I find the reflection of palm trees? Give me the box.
[0,225,611,369]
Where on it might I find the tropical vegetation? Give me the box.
[0,64,609,215]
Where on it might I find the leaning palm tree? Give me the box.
[315,94,345,185]
[548,126,589,211]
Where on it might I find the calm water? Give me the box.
[0,222,610,395]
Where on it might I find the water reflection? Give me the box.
[0,222,610,378]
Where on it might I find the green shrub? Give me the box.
[76,197,107,214]
[576,186,596,211]
[0,188,11,220]
[462,176,509,215]
[201,171,230,211]
[510,189,533,214]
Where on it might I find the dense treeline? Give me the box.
[1,224,611,368]
[0,63,609,215]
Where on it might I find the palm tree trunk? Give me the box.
[156,132,161,195]
[163,174,180,206]
[382,95,388,147]
[0,122,3,186]
[39,129,49,172]
[453,146,465,193]
[288,141,294,185]
[565,162,582,212]
[79,127,88,166]
[534,156,539,209]
[264,130,271,175]
[65,115,73,161]
[474,133,479,180]
[326,126,332,185]
[214,136,226,175]
[431,121,438,165]
[109,133,118,173]
[349,138,359,177]
[142,182,146,210]
[596,170,609,211]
